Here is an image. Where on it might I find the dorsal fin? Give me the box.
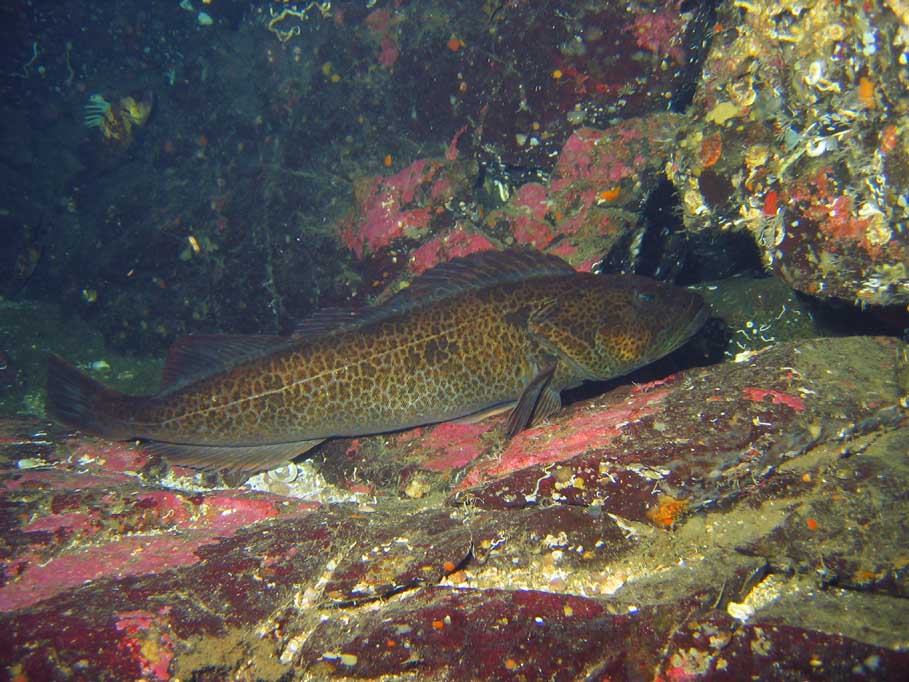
[388,248,576,313]
[293,248,577,338]
[293,307,372,337]
[161,334,292,390]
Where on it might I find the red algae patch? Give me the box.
[20,510,98,535]
[69,441,149,473]
[0,488,310,612]
[414,422,493,473]
[114,609,175,681]
[741,386,807,411]
[0,535,202,612]
[459,387,672,488]
[200,493,282,534]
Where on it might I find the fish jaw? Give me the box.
[592,278,708,376]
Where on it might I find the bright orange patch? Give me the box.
[646,495,689,528]
[442,560,457,572]
[447,36,463,52]
[383,154,393,167]
[699,133,722,168]
[762,190,779,216]
[858,76,875,108]
[880,124,898,155]
[598,187,621,202]
[431,620,444,630]
[806,517,819,531]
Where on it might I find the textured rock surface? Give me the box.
[667,0,909,306]
[2,336,908,681]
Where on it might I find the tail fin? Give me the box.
[46,355,139,439]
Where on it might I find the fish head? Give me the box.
[530,274,708,381]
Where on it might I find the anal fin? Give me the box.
[452,402,516,425]
[143,439,325,474]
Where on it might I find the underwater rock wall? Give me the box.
[667,0,909,307]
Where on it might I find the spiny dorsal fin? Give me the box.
[162,335,293,391]
[293,307,371,337]
[388,248,576,313]
[293,248,578,338]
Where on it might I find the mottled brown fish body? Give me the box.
[133,275,588,443]
[47,250,707,472]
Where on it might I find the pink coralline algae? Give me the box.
[408,228,495,275]
[445,124,468,162]
[21,510,98,536]
[115,609,175,681]
[3,337,909,679]
[626,3,686,65]
[0,535,203,612]
[485,113,681,269]
[458,386,673,489]
[510,182,554,247]
[551,128,603,188]
[133,490,193,526]
[365,8,400,68]
[513,182,550,220]
[412,422,494,473]
[0,485,301,612]
[340,157,474,260]
[2,467,133,492]
[340,159,441,258]
[378,36,400,68]
[69,441,149,473]
[552,125,639,191]
[742,387,807,411]
[200,493,283,534]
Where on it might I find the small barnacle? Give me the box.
[865,219,892,247]
[805,137,828,157]
[728,76,757,108]
[804,60,824,86]
[268,462,300,484]
[744,144,769,171]
[803,60,841,92]
[682,184,709,217]
[825,23,845,42]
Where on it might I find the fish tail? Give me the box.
[46,354,144,440]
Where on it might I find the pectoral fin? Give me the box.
[143,438,326,474]
[505,361,560,437]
